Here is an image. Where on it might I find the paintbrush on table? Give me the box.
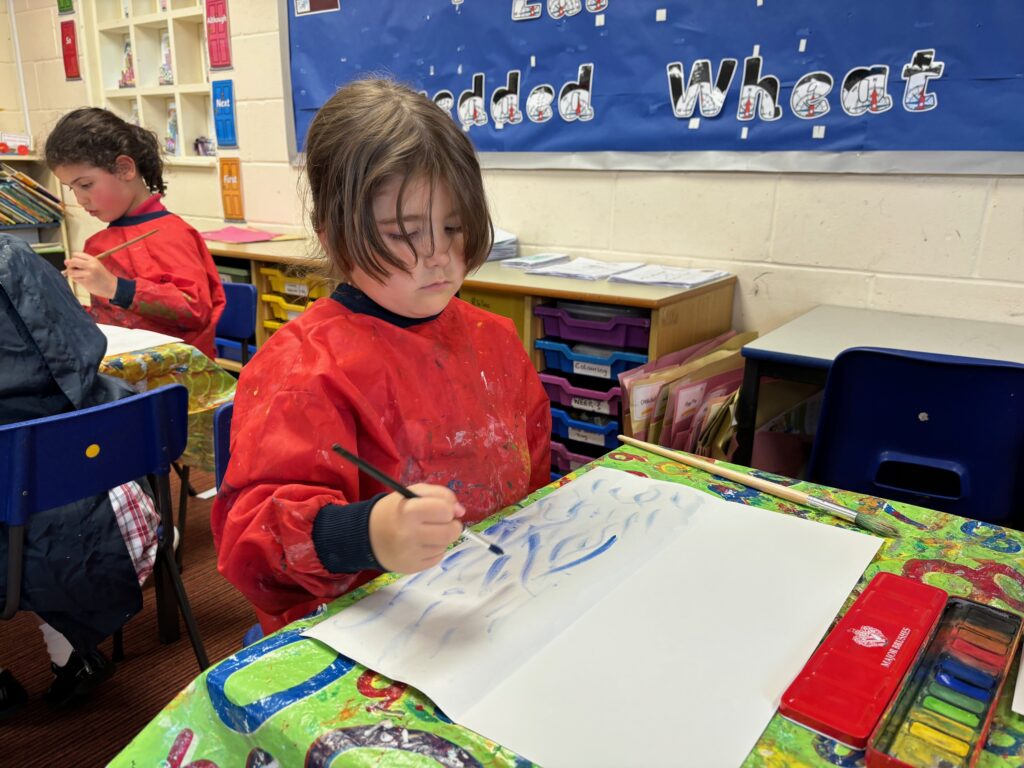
[617,435,899,538]
[330,443,506,556]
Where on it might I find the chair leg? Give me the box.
[112,628,124,662]
[153,544,181,645]
[159,548,210,670]
[175,464,189,570]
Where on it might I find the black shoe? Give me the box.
[0,669,28,718]
[43,650,115,710]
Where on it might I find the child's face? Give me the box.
[53,158,150,223]
[350,175,467,319]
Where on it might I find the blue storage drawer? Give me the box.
[550,407,620,450]
[535,339,647,380]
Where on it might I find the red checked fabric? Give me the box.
[108,480,159,585]
[212,296,551,632]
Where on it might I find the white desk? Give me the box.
[733,306,1024,466]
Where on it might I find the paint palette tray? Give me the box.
[866,598,1023,768]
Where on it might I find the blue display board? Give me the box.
[286,1,1024,159]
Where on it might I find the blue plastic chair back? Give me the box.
[0,384,188,528]
[214,400,234,490]
[216,282,257,364]
[807,347,1024,527]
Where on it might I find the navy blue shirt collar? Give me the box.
[331,283,441,328]
[108,208,171,228]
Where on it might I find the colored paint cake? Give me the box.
[867,598,1023,768]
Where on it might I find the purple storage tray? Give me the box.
[550,441,595,473]
[534,305,650,348]
[539,372,622,417]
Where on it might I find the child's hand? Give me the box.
[64,251,118,299]
[368,484,466,573]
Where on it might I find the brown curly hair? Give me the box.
[44,107,166,194]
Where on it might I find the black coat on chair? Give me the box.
[0,235,143,651]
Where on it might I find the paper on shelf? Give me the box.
[500,252,569,269]
[526,256,644,280]
[610,264,730,287]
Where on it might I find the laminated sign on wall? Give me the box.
[219,158,244,221]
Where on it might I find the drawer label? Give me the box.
[571,395,611,414]
[284,281,309,297]
[573,360,611,379]
[569,426,605,446]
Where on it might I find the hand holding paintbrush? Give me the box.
[331,444,504,574]
[62,229,158,295]
[618,435,899,537]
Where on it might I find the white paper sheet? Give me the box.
[98,324,183,357]
[525,257,644,280]
[609,264,731,287]
[305,467,881,767]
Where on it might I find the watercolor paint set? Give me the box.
[780,571,1023,767]
[867,596,1022,767]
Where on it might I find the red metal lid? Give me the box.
[779,571,948,748]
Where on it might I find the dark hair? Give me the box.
[303,78,492,281]
[44,107,166,194]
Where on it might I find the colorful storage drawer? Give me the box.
[539,372,622,416]
[536,339,647,380]
[259,267,331,300]
[535,304,650,348]
[263,319,284,333]
[550,407,619,450]
[550,440,595,473]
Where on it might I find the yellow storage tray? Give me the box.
[259,267,331,300]
[261,294,307,321]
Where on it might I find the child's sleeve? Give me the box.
[117,231,216,333]
[212,385,384,620]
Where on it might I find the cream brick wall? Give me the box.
[10,5,1022,335]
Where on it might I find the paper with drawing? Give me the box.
[304,467,881,766]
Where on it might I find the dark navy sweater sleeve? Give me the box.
[312,493,387,573]
[110,278,136,309]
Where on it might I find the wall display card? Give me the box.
[206,0,232,69]
[59,20,80,80]
[212,80,238,147]
[219,157,244,221]
[305,466,881,767]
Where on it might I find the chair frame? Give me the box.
[0,384,209,670]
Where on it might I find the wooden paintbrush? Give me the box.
[331,443,506,556]
[61,229,159,276]
[617,435,899,537]
[94,228,159,259]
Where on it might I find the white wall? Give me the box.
[14,0,1023,334]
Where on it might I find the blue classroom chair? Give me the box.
[0,384,210,670]
[212,400,264,648]
[216,282,258,366]
[213,400,233,491]
[807,347,1024,528]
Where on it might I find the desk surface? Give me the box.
[101,342,236,471]
[743,305,1024,368]
[207,239,734,309]
[110,451,1024,768]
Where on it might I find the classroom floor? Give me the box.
[1,468,257,766]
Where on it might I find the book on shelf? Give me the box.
[0,166,62,226]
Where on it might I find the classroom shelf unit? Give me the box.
[204,240,737,474]
[85,0,215,165]
[0,156,70,270]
